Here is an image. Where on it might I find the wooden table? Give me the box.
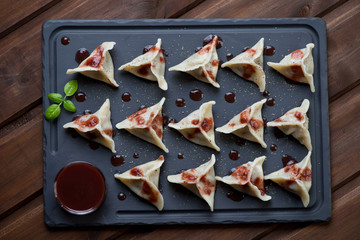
[0,0,359,239]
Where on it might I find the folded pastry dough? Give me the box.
[267,99,312,151]
[216,156,271,201]
[67,42,118,87]
[169,101,220,151]
[216,99,267,148]
[167,154,216,211]
[169,36,220,88]
[116,97,168,152]
[267,43,315,92]
[222,38,266,92]
[119,38,168,90]
[265,151,312,207]
[63,99,116,153]
[114,156,165,210]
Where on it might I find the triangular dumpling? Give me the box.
[116,97,168,152]
[216,99,267,148]
[67,42,118,87]
[169,101,220,151]
[63,99,116,153]
[216,156,271,201]
[265,151,312,207]
[119,38,168,90]
[114,156,165,210]
[167,154,216,211]
[267,43,315,92]
[169,36,220,88]
[267,99,312,151]
[221,38,266,92]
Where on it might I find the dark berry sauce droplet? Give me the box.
[175,98,185,107]
[133,153,139,159]
[203,34,223,49]
[75,48,90,64]
[118,192,126,201]
[177,153,184,159]
[266,97,275,106]
[61,36,70,45]
[227,191,244,201]
[270,144,278,151]
[264,45,276,56]
[282,154,298,167]
[229,150,240,160]
[226,53,234,61]
[111,155,125,166]
[263,90,270,98]
[75,92,86,102]
[122,92,132,102]
[224,92,236,103]
[189,89,203,101]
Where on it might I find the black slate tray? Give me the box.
[42,18,331,227]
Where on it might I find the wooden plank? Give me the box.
[324,0,360,98]
[0,105,43,217]
[264,173,360,240]
[0,0,57,38]
[0,195,130,239]
[181,0,339,18]
[156,0,205,18]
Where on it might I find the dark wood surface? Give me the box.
[0,0,359,239]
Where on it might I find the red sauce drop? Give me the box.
[264,45,275,56]
[75,48,90,64]
[122,92,131,102]
[231,166,249,183]
[199,175,215,195]
[266,97,275,106]
[189,89,203,101]
[251,177,266,195]
[203,34,223,49]
[130,168,144,177]
[181,170,197,183]
[242,64,256,79]
[229,150,240,160]
[250,119,263,130]
[55,162,105,214]
[201,118,213,132]
[103,129,114,137]
[246,48,256,56]
[236,138,246,146]
[226,53,234,61]
[225,92,235,103]
[175,98,185,107]
[191,119,199,125]
[291,49,304,60]
[282,154,298,167]
[294,111,304,121]
[177,153,184,159]
[142,181,158,203]
[111,155,124,166]
[137,63,151,76]
[240,108,251,124]
[75,92,86,102]
[81,45,104,68]
[118,192,126,201]
[74,115,99,129]
[89,142,99,150]
[226,191,244,201]
[133,153,139,158]
[270,144,278,151]
[61,36,70,45]
[290,65,305,81]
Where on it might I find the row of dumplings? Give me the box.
[66,37,315,92]
[63,97,312,153]
[114,152,312,211]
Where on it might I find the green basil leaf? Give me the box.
[63,100,76,112]
[45,104,61,120]
[64,80,78,96]
[48,93,63,103]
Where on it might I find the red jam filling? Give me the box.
[231,166,249,183]
[130,168,144,177]
[291,49,304,60]
[81,45,104,68]
[201,118,213,132]
[181,170,198,183]
[74,115,99,129]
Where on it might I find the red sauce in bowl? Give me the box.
[54,162,106,215]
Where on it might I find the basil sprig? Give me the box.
[45,80,78,120]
